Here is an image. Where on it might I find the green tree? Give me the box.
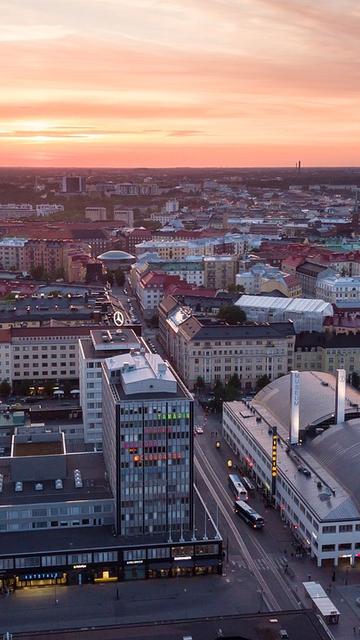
[256,374,271,392]
[228,284,245,294]
[0,380,11,398]
[217,305,246,324]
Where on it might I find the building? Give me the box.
[131,255,205,291]
[203,255,238,290]
[316,269,360,304]
[116,228,152,254]
[296,262,327,297]
[102,351,194,536]
[85,207,107,222]
[60,175,86,194]
[223,370,360,567]
[79,328,143,445]
[236,263,302,297]
[236,295,333,333]
[97,250,136,272]
[113,207,134,227]
[0,288,112,329]
[159,297,295,389]
[295,331,360,380]
[137,272,184,318]
[0,238,27,271]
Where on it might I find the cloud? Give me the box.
[0,25,74,42]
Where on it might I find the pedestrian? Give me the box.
[353,626,356,634]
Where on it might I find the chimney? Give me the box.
[335,369,346,424]
[289,370,300,445]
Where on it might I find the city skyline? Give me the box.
[1,0,360,167]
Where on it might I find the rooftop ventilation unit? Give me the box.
[15,481,23,492]
[55,479,63,490]
[35,483,43,491]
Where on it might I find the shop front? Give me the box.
[93,566,118,583]
[123,560,146,580]
[171,559,194,577]
[15,571,67,588]
[147,562,172,579]
[194,558,221,576]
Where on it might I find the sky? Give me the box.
[0,0,360,167]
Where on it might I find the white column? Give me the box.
[335,369,346,424]
[289,370,300,445]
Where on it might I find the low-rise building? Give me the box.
[236,295,333,333]
[223,371,360,567]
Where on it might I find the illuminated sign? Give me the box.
[113,310,125,327]
[173,556,192,561]
[73,564,87,569]
[126,560,143,565]
[271,431,277,478]
[23,572,61,580]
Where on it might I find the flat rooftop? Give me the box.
[0,489,219,556]
[13,440,63,457]
[0,452,112,505]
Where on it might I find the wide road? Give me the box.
[112,283,299,611]
[193,400,301,612]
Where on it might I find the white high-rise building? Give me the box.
[78,328,141,445]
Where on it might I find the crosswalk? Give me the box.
[230,554,285,573]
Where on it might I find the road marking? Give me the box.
[195,441,299,610]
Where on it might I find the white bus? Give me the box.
[228,473,248,501]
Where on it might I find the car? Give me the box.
[195,426,204,434]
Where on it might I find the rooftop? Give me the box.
[236,295,333,315]
[0,452,112,505]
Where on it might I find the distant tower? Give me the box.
[298,160,301,173]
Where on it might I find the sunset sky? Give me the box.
[1,0,360,167]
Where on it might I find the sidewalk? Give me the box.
[277,546,360,639]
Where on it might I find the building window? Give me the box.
[321,544,335,552]
[339,525,353,533]
[322,526,336,534]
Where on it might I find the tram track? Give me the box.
[194,441,300,611]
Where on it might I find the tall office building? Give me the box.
[102,351,193,537]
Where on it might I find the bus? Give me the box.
[234,500,264,529]
[228,474,248,501]
[241,476,255,494]
[303,582,340,625]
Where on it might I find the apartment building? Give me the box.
[159,297,295,390]
[316,270,360,304]
[294,332,360,379]
[0,239,27,271]
[203,255,238,290]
